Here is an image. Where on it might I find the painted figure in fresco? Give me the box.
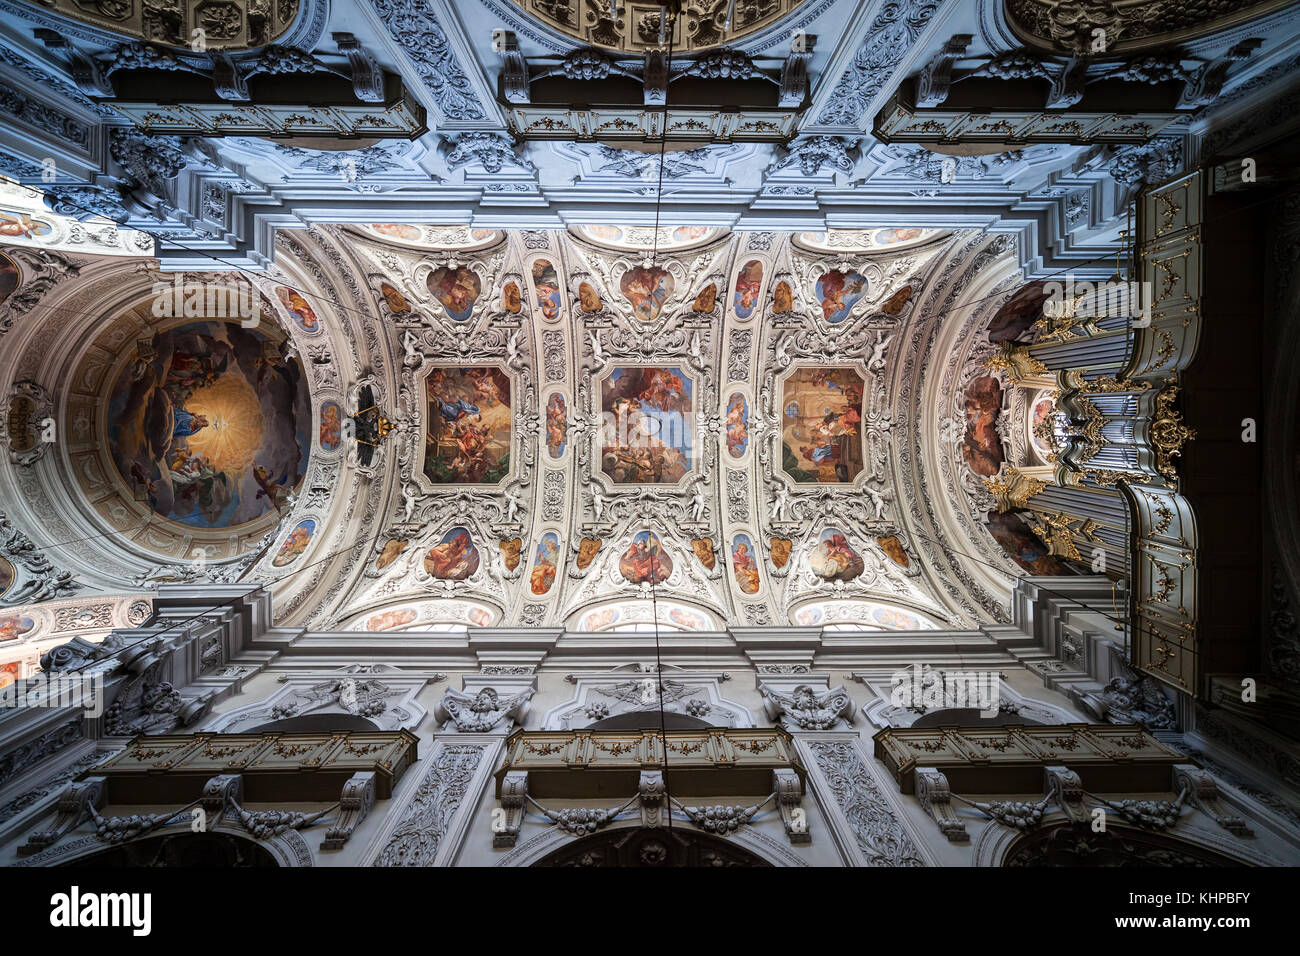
[501,281,522,314]
[731,537,760,594]
[380,282,411,314]
[782,368,865,483]
[693,283,717,313]
[424,367,511,485]
[733,260,763,318]
[578,281,603,312]
[532,260,562,319]
[0,210,50,239]
[546,393,567,457]
[371,223,421,240]
[424,528,480,579]
[320,403,342,450]
[427,267,481,322]
[600,367,693,484]
[773,281,793,313]
[620,532,672,584]
[816,270,868,324]
[810,530,865,582]
[725,394,749,457]
[273,520,314,567]
[109,321,310,528]
[530,534,560,595]
[620,266,673,322]
[0,253,18,307]
[276,286,318,330]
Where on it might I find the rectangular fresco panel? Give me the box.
[781,367,864,483]
[600,367,693,484]
[424,367,511,484]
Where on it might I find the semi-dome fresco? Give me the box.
[106,319,310,529]
[0,0,1290,876]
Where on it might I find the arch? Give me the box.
[973,815,1284,867]
[494,820,807,867]
[16,822,313,868]
[61,830,281,867]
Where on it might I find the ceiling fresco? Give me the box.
[4,222,1058,632]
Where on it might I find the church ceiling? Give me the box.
[0,221,1041,632]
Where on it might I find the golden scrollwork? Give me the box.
[1150,383,1196,485]
[983,467,1048,513]
[982,341,1049,383]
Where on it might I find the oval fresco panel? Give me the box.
[809,528,865,582]
[424,527,480,579]
[667,606,708,630]
[319,401,343,451]
[370,223,422,241]
[532,259,562,319]
[580,606,621,631]
[530,531,561,595]
[546,393,567,458]
[273,519,315,567]
[427,266,481,322]
[815,269,868,325]
[108,320,311,528]
[733,259,763,319]
[620,531,672,584]
[620,266,674,322]
[724,392,749,459]
[731,533,761,594]
[274,285,319,332]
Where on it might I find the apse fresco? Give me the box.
[578,281,603,312]
[620,266,674,322]
[781,368,865,483]
[0,613,34,641]
[319,401,343,451]
[987,281,1050,343]
[725,392,749,458]
[426,266,481,322]
[273,519,315,567]
[816,269,868,324]
[366,608,416,631]
[424,367,511,484]
[0,251,18,306]
[620,531,672,584]
[424,527,480,579]
[107,321,311,528]
[733,260,763,318]
[532,259,562,319]
[546,393,567,458]
[275,285,319,332]
[600,367,693,483]
[810,528,865,582]
[530,532,560,595]
[986,510,1079,575]
[962,375,1004,477]
[731,534,761,594]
